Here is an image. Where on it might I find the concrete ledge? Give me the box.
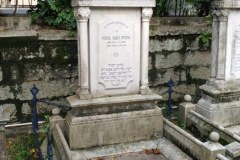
[163,118,203,159]
[186,110,240,144]
[0,30,37,37]
[53,124,87,160]
[71,0,155,7]
[196,98,240,126]
[67,93,162,108]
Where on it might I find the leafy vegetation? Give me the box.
[7,133,45,160]
[156,0,212,17]
[28,0,76,31]
[198,31,212,48]
[28,0,212,30]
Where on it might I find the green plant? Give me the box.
[155,0,212,17]
[7,133,45,160]
[198,31,212,48]
[28,0,76,31]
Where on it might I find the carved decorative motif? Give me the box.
[142,8,153,21]
[74,7,91,21]
[202,92,240,103]
[212,9,229,17]
[211,9,229,22]
[212,0,240,8]
[81,0,92,5]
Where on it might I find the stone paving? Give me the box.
[75,137,192,160]
[90,151,168,160]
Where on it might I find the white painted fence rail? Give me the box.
[0,0,37,7]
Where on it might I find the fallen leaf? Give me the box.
[152,149,161,154]
[144,149,153,154]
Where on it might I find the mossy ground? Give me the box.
[7,132,46,160]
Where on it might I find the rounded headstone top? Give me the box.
[184,94,192,102]
[209,132,220,142]
[52,108,60,115]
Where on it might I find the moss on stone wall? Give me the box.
[0,37,78,121]
[0,22,211,122]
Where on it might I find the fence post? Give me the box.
[47,127,52,160]
[30,84,43,160]
[167,79,174,118]
[0,108,10,160]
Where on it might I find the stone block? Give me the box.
[0,86,14,100]
[150,68,186,86]
[226,142,240,158]
[196,99,240,126]
[190,67,210,80]
[187,38,200,51]
[17,79,78,100]
[24,64,78,81]
[202,141,225,160]
[24,64,52,81]
[0,104,16,121]
[184,51,210,66]
[65,106,163,149]
[179,102,196,125]
[49,115,65,132]
[155,52,182,69]
[21,103,31,115]
[0,38,41,61]
[149,39,183,52]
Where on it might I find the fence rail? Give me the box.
[0,0,37,8]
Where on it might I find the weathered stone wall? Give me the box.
[0,17,211,122]
[149,17,211,104]
[0,36,78,121]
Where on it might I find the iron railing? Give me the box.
[159,79,202,119]
[31,84,52,160]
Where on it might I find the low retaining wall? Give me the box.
[163,118,203,159]
[163,118,230,160]
[186,110,240,144]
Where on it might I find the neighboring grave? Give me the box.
[51,0,163,157]
[195,0,240,126]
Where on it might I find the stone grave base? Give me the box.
[52,124,190,160]
[65,104,163,149]
[195,82,240,126]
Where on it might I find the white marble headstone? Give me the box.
[90,8,141,97]
[225,11,240,80]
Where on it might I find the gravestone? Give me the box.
[52,0,163,152]
[195,0,240,126]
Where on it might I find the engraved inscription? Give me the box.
[233,40,240,72]
[232,26,240,79]
[98,19,134,89]
[99,64,133,88]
